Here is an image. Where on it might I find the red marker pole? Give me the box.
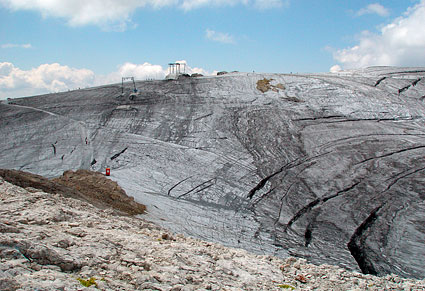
[106,168,110,176]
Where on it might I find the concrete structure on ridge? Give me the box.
[166,63,186,80]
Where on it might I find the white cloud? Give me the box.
[333,0,425,69]
[98,62,167,85]
[329,65,342,73]
[0,61,212,99]
[118,62,165,79]
[206,29,235,44]
[1,43,32,49]
[180,0,245,10]
[0,0,177,30]
[180,0,285,11]
[0,0,285,29]
[0,62,95,99]
[357,3,389,17]
[179,0,285,10]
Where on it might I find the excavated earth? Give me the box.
[1,67,425,279]
[0,169,146,216]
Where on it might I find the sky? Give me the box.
[1,0,425,99]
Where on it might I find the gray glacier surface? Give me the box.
[1,67,424,279]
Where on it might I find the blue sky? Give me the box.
[1,0,425,98]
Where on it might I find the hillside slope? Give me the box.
[1,67,424,278]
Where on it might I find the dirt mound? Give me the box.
[53,170,146,215]
[0,169,84,200]
[0,169,145,215]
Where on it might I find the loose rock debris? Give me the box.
[1,176,424,290]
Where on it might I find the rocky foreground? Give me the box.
[1,175,424,290]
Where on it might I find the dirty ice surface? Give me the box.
[1,67,425,279]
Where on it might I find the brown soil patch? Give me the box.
[0,169,145,216]
[256,78,285,93]
[275,83,286,90]
[53,170,145,215]
[256,78,272,93]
